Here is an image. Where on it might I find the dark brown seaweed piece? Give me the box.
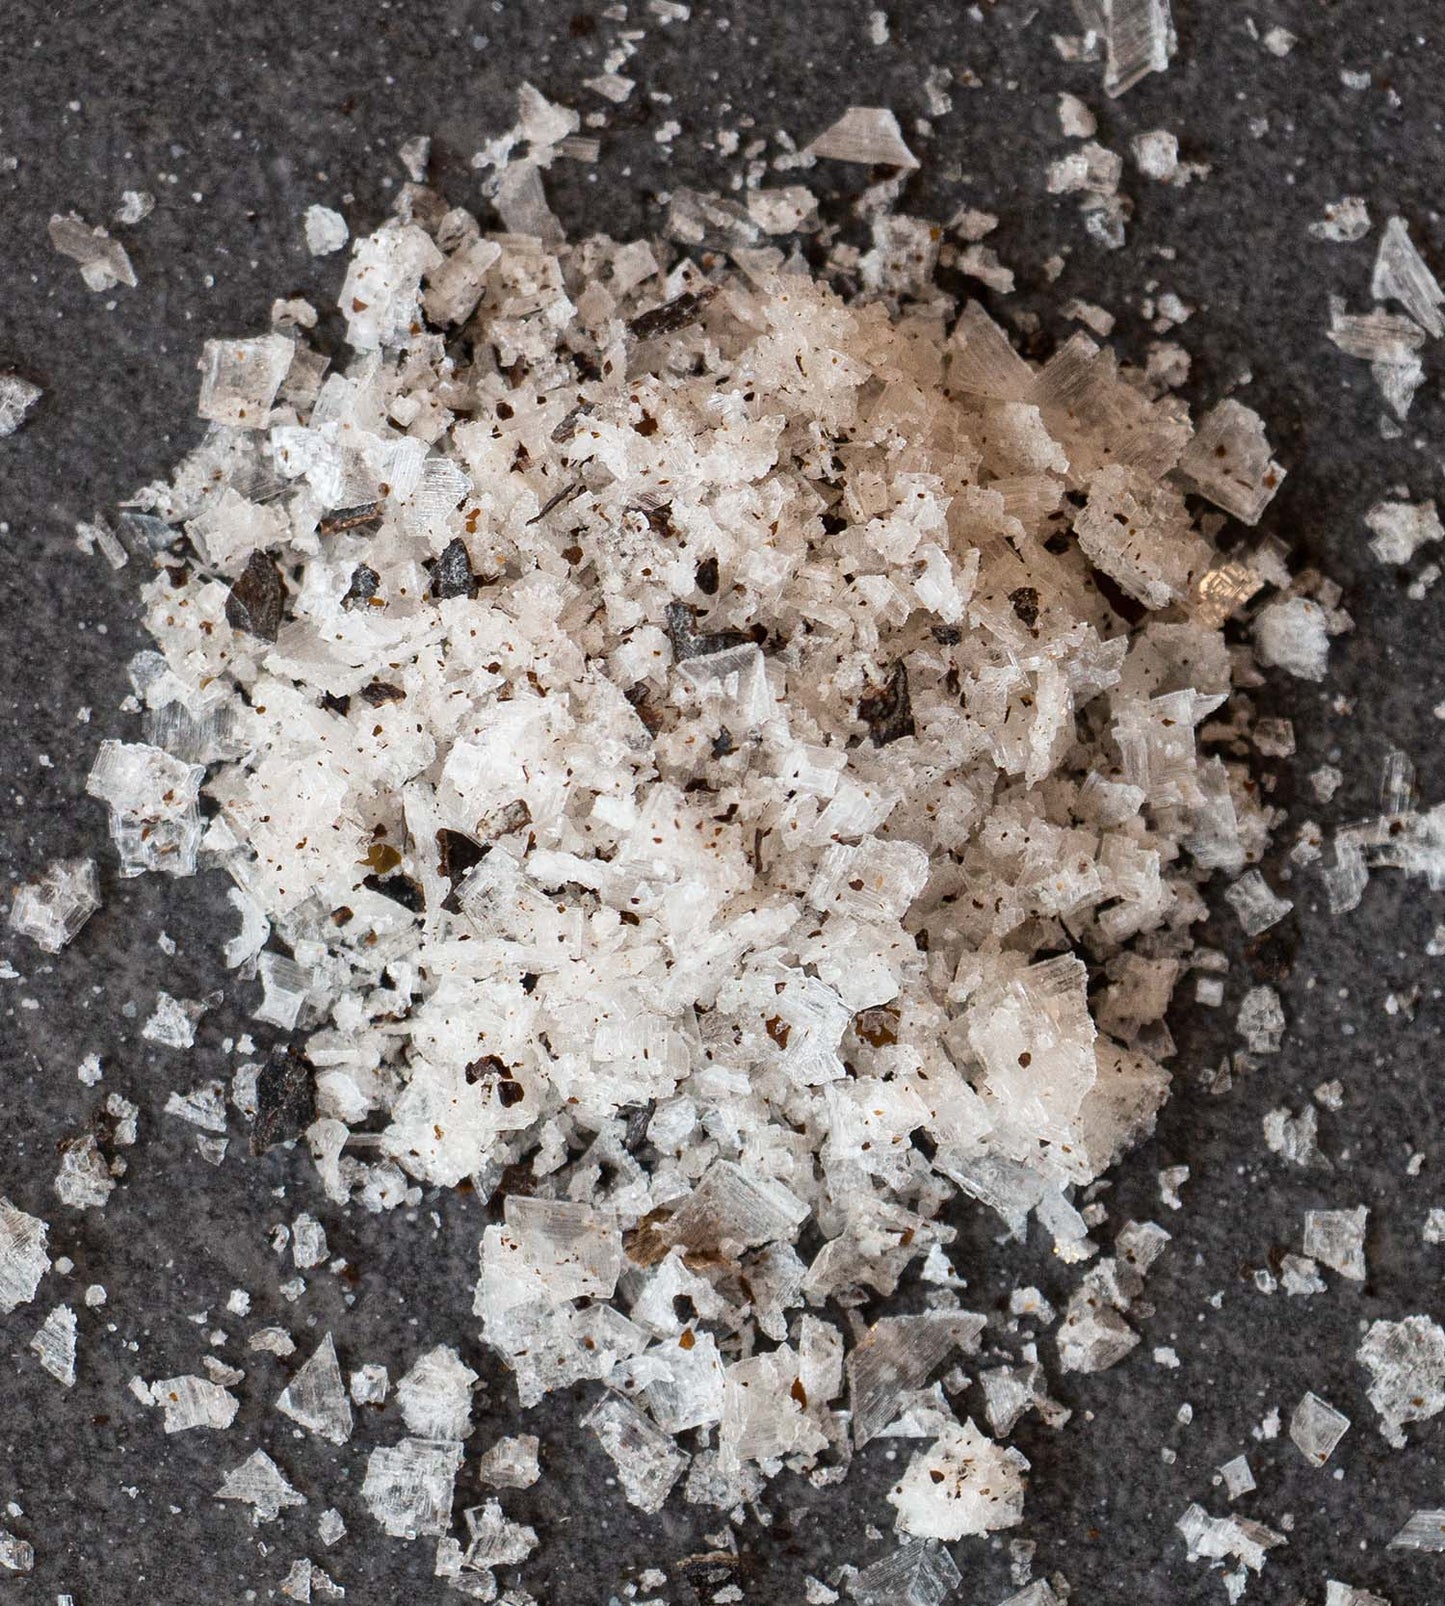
[359,681,405,706]
[628,288,715,341]
[319,502,383,536]
[665,601,751,662]
[858,661,915,747]
[250,1043,316,1155]
[224,551,287,642]
[342,564,380,609]
[436,828,487,888]
[695,555,720,595]
[1009,586,1041,629]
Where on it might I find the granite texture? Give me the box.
[2,1,1444,1602]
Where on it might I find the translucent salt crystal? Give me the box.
[115,188,155,225]
[149,1373,240,1432]
[887,1418,1027,1540]
[1324,1584,1390,1606]
[164,1082,227,1133]
[804,107,919,169]
[663,1161,808,1258]
[49,211,137,291]
[317,1508,346,1546]
[1304,1206,1367,1281]
[361,1438,463,1538]
[949,301,1035,400]
[142,991,205,1049]
[849,1312,985,1447]
[1262,1105,1320,1167]
[280,1557,345,1602]
[185,486,289,573]
[0,1532,33,1573]
[1252,598,1330,681]
[1057,93,1097,138]
[30,1304,77,1386]
[1364,498,1442,565]
[339,221,444,351]
[998,1588,1061,1606]
[0,1199,50,1313]
[847,1538,961,1606]
[277,1333,354,1444]
[1309,197,1371,243]
[1281,1254,1326,1297]
[350,1363,389,1405]
[1424,1208,1445,1245]
[292,1213,328,1270]
[1132,129,1178,181]
[1176,400,1285,525]
[196,334,294,430]
[1389,1511,1445,1551]
[1101,0,1175,97]
[1289,1391,1350,1465]
[1218,1455,1255,1499]
[1224,870,1292,936]
[1056,1286,1139,1373]
[1176,1503,1285,1572]
[1372,217,1445,339]
[54,1133,115,1210]
[1327,302,1426,364]
[216,1449,307,1523]
[86,740,204,879]
[0,373,42,437]
[256,952,313,1031]
[304,205,349,257]
[1358,1315,1445,1446]
[582,1396,689,1514]
[7,857,100,953]
[475,1435,541,1490]
[463,1498,538,1568]
[396,1345,477,1441]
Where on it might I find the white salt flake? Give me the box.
[475,1435,541,1490]
[149,1374,240,1432]
[849,1538,960,1605]
[49,211,137,291]
[0,373,43,437]
[1218,1455,1255,1499]
[1224,870,1292,936]
[583,1396,689,1514]
[304,205,349,257]
[142,991,206,1050]
[1304,1206,1367,1281]
[1358,1315,1445,1446]
[30,1304,77,1387]
[216,1449,307,1523]
[1372,217,1445,339]
[804,107,919,169]
[1364,498,1442,566]
[1310,197,1371,243]
[396,1344,477,1441]
[0,1199,50,1313]
[7,858,100,953]
[886,1417,1027,1540]
[350,1363,389,1406]
[361,1438,463,1539]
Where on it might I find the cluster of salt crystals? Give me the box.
[1322,749,1445,916]
[1357,1315,1445,1448]
[6,857,101,953]
[1175,1503,1286,1595]
[98,123,1302,1546]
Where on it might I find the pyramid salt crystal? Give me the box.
[304,204,348,257]
[1358,1315,1445,1447]
[164,1081,227,1132]
[1176,400,1285,525]
[1389,1511,1445,1551]
[886,1418,1028,1540]
[1218,1455,1255,1499]
[1304,1206,1367,1281]
[1310,197,1371,243]
[1372,217,1445,339]
[463,1498,538,1568]
[1289,1391,1349,1465]
[396,1345,477,1441]
[149,1374,240,1432]
[256,952,313,1030]
[479,1197,622,1309]
[361,1438,463,1538]
[0,1199,50,1314]
[196,335,295,429]
[49,211,137,291]
[582,1396,689,1513]
[848,1538,961,1606]
[216,1449,307,1523]
[804,107,919,169]
[475,1434,541,1490]
[848,1312,985,1448]
[0,374,42,437]
[277,1333,354,1444]
[1100,0,1175,97]
[1224,870,1292,936]
[1365,498,1443,565]
[317,1508,346,1546]
[1176,1504,1285,1573]
[7,857,101,954]
[30,1304,77,1387]
[1252,598,1330,681]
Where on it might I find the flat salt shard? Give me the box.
[1309,197,1371,243]
[847,1538,961,1606]
[396,1345,476,1441]
[1390,1511,1445,1551]
[1176,400,1285,525]
[1101,0,1175,97]
[7,857,101,953]
[0,1532,33,1573]
[1372,217,1445,339]
[30,1304,77,1386]
[663,1162,808,1258]
[339,221,444,350]
[1224,870,1293,936]
[1281,1254,1326,1297]
[1365,498,1443,565]
[1056,1285,1139,1373]
[142,991,205,1049]
[849,1312,986,1447]
[1177,1504,1285,1574]
[196,335,294,430]
[475,1434,541,1490]
[1252,598,1330,681]
[150,1374,240,1432]
[49,211,137,290]
[279,1558,345,1601]
[887,1418,1027,1540]
[1358,1315,1445,1446]
[1218,1455,1255,1499]
[165,1081,228,1132]
[1304,1206,1367,1281]
[361,1437,463,1539]
[582,1396,689,1514]
[216,1449,307,1523]
[277,1333,354,1444]
[350,1363,389,1405]
[1289,1391,1349,1465]
[304,205,349,256]
[1262,1105,1321,1167]
[804,107,919,169]
[256,952,313,1031]
[0,373,42,436]
[0,1199,50,1313]
[54,1133,114,1210]
[1424,1208,1445,1244]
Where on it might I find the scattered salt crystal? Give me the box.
[1218,1455,1255,1499]
[147,1373,240,1432]
[291,1213,328,1270]
[277,1332,354,1444]
[196,334,294,429]
[1237,986,1285,1055]
[0,1199,50,1314]
[1100,0,1176,97]
[804,107,919,169]
[583,1396,689,1514]
[1261,25,1296,56]
[1310,197,1371,243]
[1389,1510,1445,1551]
[49,211,137,291]
[1252,598,1330,681]
[1177,400,1285,525]
[1057,94,1097,138]
[318,1508,346,1546]
[54,1134,115,1210]
[1262,1105,1321,1167]
[216,1449,307,1523]
[396,1344,476,1441]
[250,1327,297,1357]
[1358,1315,1445,1446]
[887,1418,1027,1540]
[303,205,349,257]
[0,1532,33,1573]
[1364,498,1442,565]
[1281,1254,1326,1297]
[1224,870,1292,936]
[164,1082,228,1132]
[1372,217,1445,339]
[0,374,42,437]
[7,858,100,953]
[114,189,155,225]
[142,991,207,1050]
[30,1305,77,1387]
[1304,1206,1367,1281]
[475,1435,541,1490]
[1132,129,1179,181]
[362,1438,464,1538]
[849,1538,961,1605]
[1289,1391,1350,1465]
[1176,1503,1286,1574]
[350,1362,389,1406]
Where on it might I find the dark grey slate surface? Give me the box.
[2,1,1444,1602]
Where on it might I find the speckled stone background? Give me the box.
[3,2,1445,1602]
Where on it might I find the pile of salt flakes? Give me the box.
[8,20,1445,1605]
